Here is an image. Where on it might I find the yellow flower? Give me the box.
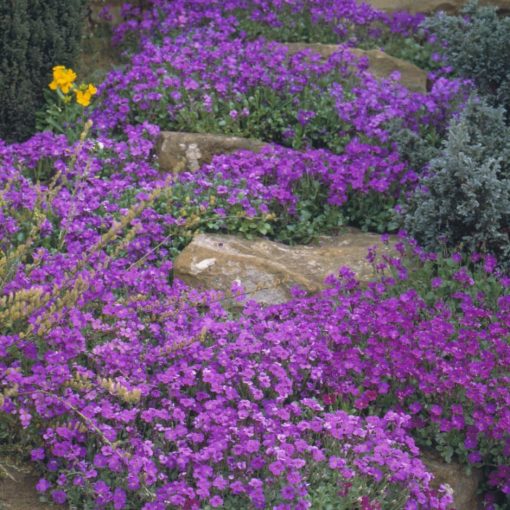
[49,65,65,90]
[75,90,91,107]
[49,65,77,94]
[74,83,97,108]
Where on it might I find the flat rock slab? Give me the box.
[156,131,267,172]
[174,230,393,305]
[422,453,482,510]
[285,43,427,92]
[366,0,510,13]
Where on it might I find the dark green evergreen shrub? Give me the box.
[404,97,510,268]
[387,119,443,174]
[0,0,86,142]
[424,0,510,114]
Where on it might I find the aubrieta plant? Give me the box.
[0,123,508,509]
[94,29,466,150]
[92,27,467,233]
[112,0,424,57]
[0,127,456,510]
[1,0,510,509]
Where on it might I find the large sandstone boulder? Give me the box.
[285,43,427,92]
[422,453,482,510]
[366,0,510,13]
[156,131,267,172]
[350,48,427,93]
[174,230,393,305]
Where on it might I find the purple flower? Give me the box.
[36,479,51,493]
[281,485,295,500]
[31,448,45,461]
[451,253,462,264]
[51,490,67,504]
[113,488,127,509]
[329,456,346,469]
[430,405,443,417]
[484,255,497,274]
[468,451,482,464]
[431,277,443,289]
[210,495,224,507]
[268,460,286,476]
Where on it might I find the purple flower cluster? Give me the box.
[0,163,457,509]
[94,27,466,155]
[179,144,411,211]
[1,128,509,507]
[112,0,422,45]
[0,0,508,508]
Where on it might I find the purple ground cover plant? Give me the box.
[1,1,509,508]
[112,0,422,48]
[1,124,509,508]
[92,25,467,233]
[94,28,466,152]
[0,131,456,509]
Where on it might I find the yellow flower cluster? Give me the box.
[49,65,76,94]
[48,65,97,107]
[75,83,98,107]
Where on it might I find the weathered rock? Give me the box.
[365,0,510,13]
[422,453,482,510]
[174,230,393,305]
[351,48,427,92]
[285,43,427,92]
[156,132,267,172]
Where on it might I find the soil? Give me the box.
[0,459,56,510]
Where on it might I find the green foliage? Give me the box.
[378,241,506,313]
[404,97,510,268]
[0,0,86,142]
[380,35,437,71]
[234,5,352,44]
[306,469,410,510]
[272,177,345,244]
[386,120,443,175]
[424,0,510,114]
[154,175,345,253]
[202,468,411,510]
[163,83,354,154]
[342,191,399,234]
[235,8,435,70]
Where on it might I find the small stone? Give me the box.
[155,132,267,172]
[350,48,428,93]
